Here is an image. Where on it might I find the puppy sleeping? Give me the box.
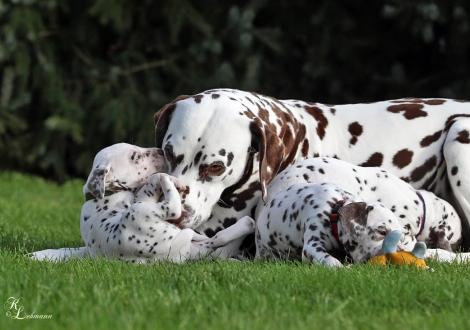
[31,143,254,263]
[255,157,463,267]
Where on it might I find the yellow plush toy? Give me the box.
[368,230,428,269]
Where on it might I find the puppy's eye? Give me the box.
[207,161,225,176]
[376,229,388,236]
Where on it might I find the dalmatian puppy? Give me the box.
[30,143,255,262]
[255,157,462,266]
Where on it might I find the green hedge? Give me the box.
[1,0,470,180]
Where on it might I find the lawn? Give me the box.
[1,172,470,330]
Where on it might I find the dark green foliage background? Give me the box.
[1,0,470,181]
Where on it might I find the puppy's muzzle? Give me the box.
[167,205,195,228]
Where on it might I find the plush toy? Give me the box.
[368,230,428,269]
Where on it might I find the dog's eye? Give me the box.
[207,161,225,176]
[376,228,388,236]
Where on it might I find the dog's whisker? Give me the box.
[218,199,230,207]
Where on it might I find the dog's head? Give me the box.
[84,143,166,199]
[337,202,410,262]
[154,90,307,228]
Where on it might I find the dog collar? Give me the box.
[329,200,346,245]
[415,191,426,238]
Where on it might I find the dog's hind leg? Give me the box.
[443,117,470,247]
[425,248,470,263]
[29,247,89,262]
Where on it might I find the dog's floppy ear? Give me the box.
[154,95,190,147]
[249,118,306,202]
[85,165,110,199]
[338,202,369,228]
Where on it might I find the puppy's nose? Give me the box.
[179,185,190,199]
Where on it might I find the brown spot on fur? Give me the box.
[410,156,437,182]
[193,95,204,103]
[301,139,309,157]
[425,99,446,105]
[258,107,270,123]
[387,103,427,120]
[456,130,470,144]
[360,152,384,167]
[390,98,446,105]
[243,110,256,119]
[393,149,413,169]
[348,122,363,145]
[420,130,443,147]
[304,106,328,140]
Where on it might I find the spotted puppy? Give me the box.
[31,143,254,262]
[255,157,462,266]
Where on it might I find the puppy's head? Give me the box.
[338,202,405,262]
[84,143,167,199]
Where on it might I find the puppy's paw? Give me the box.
[323,258,343,268]
[169,176,189,195]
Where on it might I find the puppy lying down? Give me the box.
[30,143,254,263]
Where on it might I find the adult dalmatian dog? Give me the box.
[30,143,254,262]
[255,157,462,266]
[154,89,470,255]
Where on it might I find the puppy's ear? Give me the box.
[85,165,110,199]
[338,202,368,229]
[154,95,190,147]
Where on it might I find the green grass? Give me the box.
[1,172,470,330]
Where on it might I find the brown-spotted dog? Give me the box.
[153,90,470,257]
[30,143,254,263]
[255,157,462,267]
